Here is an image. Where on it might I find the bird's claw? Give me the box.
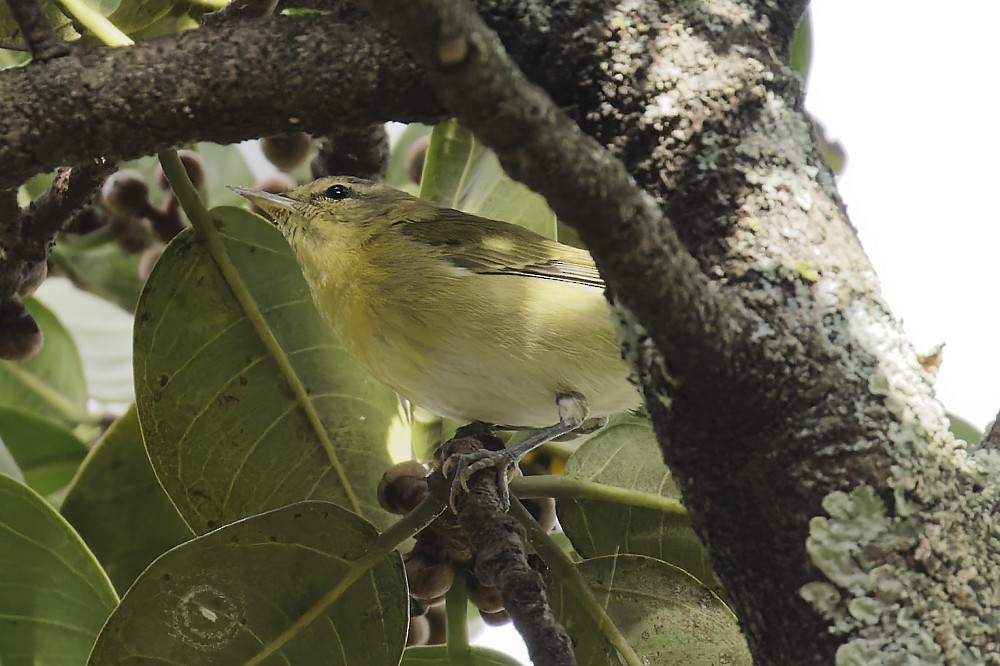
[442,448,516,513]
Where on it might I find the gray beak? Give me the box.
[229,186,296,219]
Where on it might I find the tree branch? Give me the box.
[0,15,442,188]
[5,0,70,60]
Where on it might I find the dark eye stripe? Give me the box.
[323,184,352,200]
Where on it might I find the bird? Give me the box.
[233,176,640,507]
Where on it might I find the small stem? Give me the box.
[511,475,687,515]
[244,497,445,665]
[509,498,643,666]
[445,567,473,666]
[56,0,133,46]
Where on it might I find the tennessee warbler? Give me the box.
[234,176,639,505]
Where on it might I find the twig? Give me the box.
[5,0,70,60]
[429,423,575,666]
[0,160,112,302]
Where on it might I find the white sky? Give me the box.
[807,2,1000,430]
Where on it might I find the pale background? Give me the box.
[32,2,1000,661]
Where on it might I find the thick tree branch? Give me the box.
[0,15,441,189]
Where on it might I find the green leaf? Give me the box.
[0,474,118,665]
[420,120,557,239]
[402,644,523,665]
[557,415,719,590]
[547,555,750,666]
[61,406,194,594]
[50,237,145,312]
[0,406,88,502]
[0,438,24,480]
[0,297,89,424]
[789,11,811,82]
[105,0,175,35]
[34,277,135,404]
[948,412,982,445]
[134,207,404,534]
[88,501,408,665]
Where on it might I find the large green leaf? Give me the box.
[557,414,719,590]
[134,206,404,534]
[61,406,194,594]
[0,297,89,424]
[0,406,88,502]
[88,501,408,664]
[402,644,523,665]
[49,238,145,312]
[419,120,557,239]
[547,555,750,666]
[0,474,118,665]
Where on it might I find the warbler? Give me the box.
[233,176,640,503]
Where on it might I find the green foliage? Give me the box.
[0,475,118,665]
[547,555,751,665]
[0,298,89,424]
[60,407,194,593]
[89,501,408,664]
[134,206,403,534]
[557,414,720,591]
[0,405,88,503]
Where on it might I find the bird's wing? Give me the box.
[394,210,604,288]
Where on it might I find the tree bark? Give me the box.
[2,0,997,663]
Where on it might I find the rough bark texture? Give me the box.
[3,0,998,663]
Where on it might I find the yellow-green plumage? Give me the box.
[236,176,639,428]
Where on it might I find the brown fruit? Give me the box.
[0,298,43,362]
[100,170,150,217]
[523,497,557,532]
[425,605,447,645]
[260,133,314,172]
[467,578,504,614]
[406,615,430,647]
[377,460,430,514]
[479,609,511,627]
[156,150,207,191]
[405,135,430,184]
[404,554,454,601]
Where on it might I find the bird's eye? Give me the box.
[322,184,352,201]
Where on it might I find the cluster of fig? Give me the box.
[67,151,208,281]
[377,460,557,647]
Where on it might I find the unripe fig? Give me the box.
[479,609,510,627]
[404,554,454,602]
[156,150,207,192]
[425,605,447,645]
[260,133,314,172]
[467,578,504,614]
[405,135,430,185]
[0,298,43,361]
[377,460,430,514]
[406,615,430,647]
[100,170,150,217]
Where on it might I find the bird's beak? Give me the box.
[229,186,296,221]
